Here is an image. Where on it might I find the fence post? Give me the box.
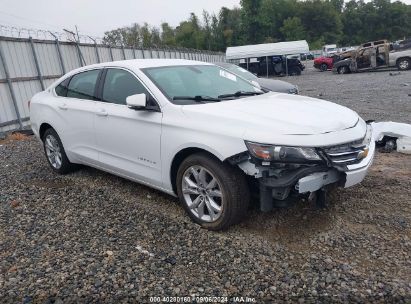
[121,45,126,60]
[132,47,137,59]
[48,32,66,75]
[109,45,114,61]
[0,39,23,129]
[95,43,101,63]
[54,39,66,74]
[75,41,85,66]
[149,48,153,58]
[141,48,145,59]
[29,37,45,90]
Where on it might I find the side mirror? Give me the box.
[126,93,146,110]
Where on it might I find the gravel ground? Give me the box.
[1,68,411,303]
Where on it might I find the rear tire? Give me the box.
[320,63,328,72]
[176,153,250,231]
[397,58,410,71]
[288,67,301,76]
[42,128,77,174]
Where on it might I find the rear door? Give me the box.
[94,68,163,187]
[54,69,101,164]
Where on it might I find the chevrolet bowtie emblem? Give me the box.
[357,147,369,160]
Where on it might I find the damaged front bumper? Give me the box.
[233,126,375,211]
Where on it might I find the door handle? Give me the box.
[96,109,108,117]
[58,104,68,110]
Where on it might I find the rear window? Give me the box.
[66,70,100,100]
[55,77,70,97]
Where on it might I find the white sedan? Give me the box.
[30,59,374,230]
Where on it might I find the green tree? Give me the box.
[298,0,343,45]
[240,0,263,43]
[101,0,411,52]
[161,23,176,46]
[280,17,306,41]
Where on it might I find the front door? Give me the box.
[94,68,162,187]
[356,48,372,70]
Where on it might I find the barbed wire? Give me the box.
[0,24,224,54]
[0,24,104,44]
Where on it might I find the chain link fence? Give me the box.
[0,28,226,133]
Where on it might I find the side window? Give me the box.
[67,70,100,100]
[55,77,70,97]
[102,69,150,105]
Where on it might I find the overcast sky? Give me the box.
[0,0,410,38]
[0,0,240,37]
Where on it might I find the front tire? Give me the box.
[42,128,77,174]
[337,66,349,74]
[397,58,410,71]
[176,153,250,231]
[320,63,328,72]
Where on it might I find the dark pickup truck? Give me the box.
[239,56,305,76]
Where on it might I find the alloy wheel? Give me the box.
[181,165,223,222]
[399,60,409,70]
[44,134,62,169]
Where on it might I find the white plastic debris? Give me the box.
[396,137,411,155]
[371,121,411,154]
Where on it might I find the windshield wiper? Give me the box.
[172,95,221,102]
[218,91,263,99]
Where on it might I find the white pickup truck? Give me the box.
[333,40,411,74]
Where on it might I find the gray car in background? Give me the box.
[216,62,299,94]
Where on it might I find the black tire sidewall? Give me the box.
[42,128,74,174]
[320,63,328,71]
[398,59,410,71]
[289,67,300,76]
[176,153,248,230]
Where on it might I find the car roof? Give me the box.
[67,59,213,75]
[214,62,232,67]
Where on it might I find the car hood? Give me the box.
[255,78,296,93]
[334,58,352,67]
[314,57,326,63]
[181,92,359,136]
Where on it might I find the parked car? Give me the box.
[333,41,411,74]
[215,62,299,94]
[300,52,314,61]
[314,51,355,71]
[30,59,375,230]
[313,56,334,71]
[239,56,305,76]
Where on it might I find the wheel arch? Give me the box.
[39,122,54,140]
[169,147,225,195]
[396,56,411,66]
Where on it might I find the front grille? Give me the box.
[322,139,367,166]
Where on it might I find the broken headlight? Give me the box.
[245,141,322,163]
[363,124,372,146]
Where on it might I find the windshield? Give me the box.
[220,64,258,81]
[143,65,262,105]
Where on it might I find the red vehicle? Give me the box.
[314,56,334,71]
